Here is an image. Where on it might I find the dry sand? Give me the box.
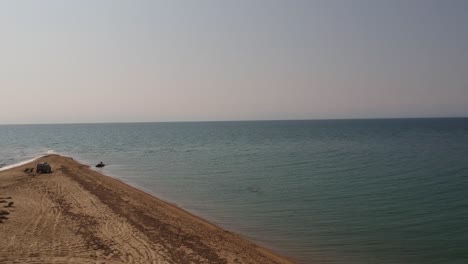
[0,154,295,264]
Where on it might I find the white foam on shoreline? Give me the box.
[46,149,56,154]
[0,150,57,171]
[0,156,43,171]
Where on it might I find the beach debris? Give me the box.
[95,161,105,168]
[0,198,13,223]
[23,167,34,173]
[36,162,52,174]
[0,210,9,216]
[0,210,9,223]
[0,196,11,203]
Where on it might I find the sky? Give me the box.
[0,0,467,124]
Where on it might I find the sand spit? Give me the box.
[0,154,294,264]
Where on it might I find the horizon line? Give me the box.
[1,116,467,126]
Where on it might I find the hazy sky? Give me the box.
[1,0,467,124]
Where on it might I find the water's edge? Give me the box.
[1,153,298,263]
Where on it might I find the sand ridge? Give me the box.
[0,155,295,264]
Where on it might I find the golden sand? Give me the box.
[0,154,294,264]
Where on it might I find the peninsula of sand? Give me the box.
[0,154,294,264]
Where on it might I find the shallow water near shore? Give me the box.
[1,119,468,263]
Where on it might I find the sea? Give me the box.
[0,118,467,264]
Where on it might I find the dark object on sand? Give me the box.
[36,162,52,174]
[5,202,13,208]
[0,210,8,221]
[24,168,34,173]
[96,161,105,168]
[0,210,9,216]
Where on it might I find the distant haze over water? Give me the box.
[1,1,468,124]
[1,118,467,263]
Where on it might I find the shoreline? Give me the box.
[0,154,286,255]
[0,154,296,263]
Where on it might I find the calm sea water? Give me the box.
[1,119,467,263]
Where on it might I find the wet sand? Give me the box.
[0,154,294,263]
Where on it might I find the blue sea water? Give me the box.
[0,118,467,263]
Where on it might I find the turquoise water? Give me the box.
[1,119,467,263]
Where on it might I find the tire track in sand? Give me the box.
[62,165,166,264]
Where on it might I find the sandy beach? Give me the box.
[0,154,294,264]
